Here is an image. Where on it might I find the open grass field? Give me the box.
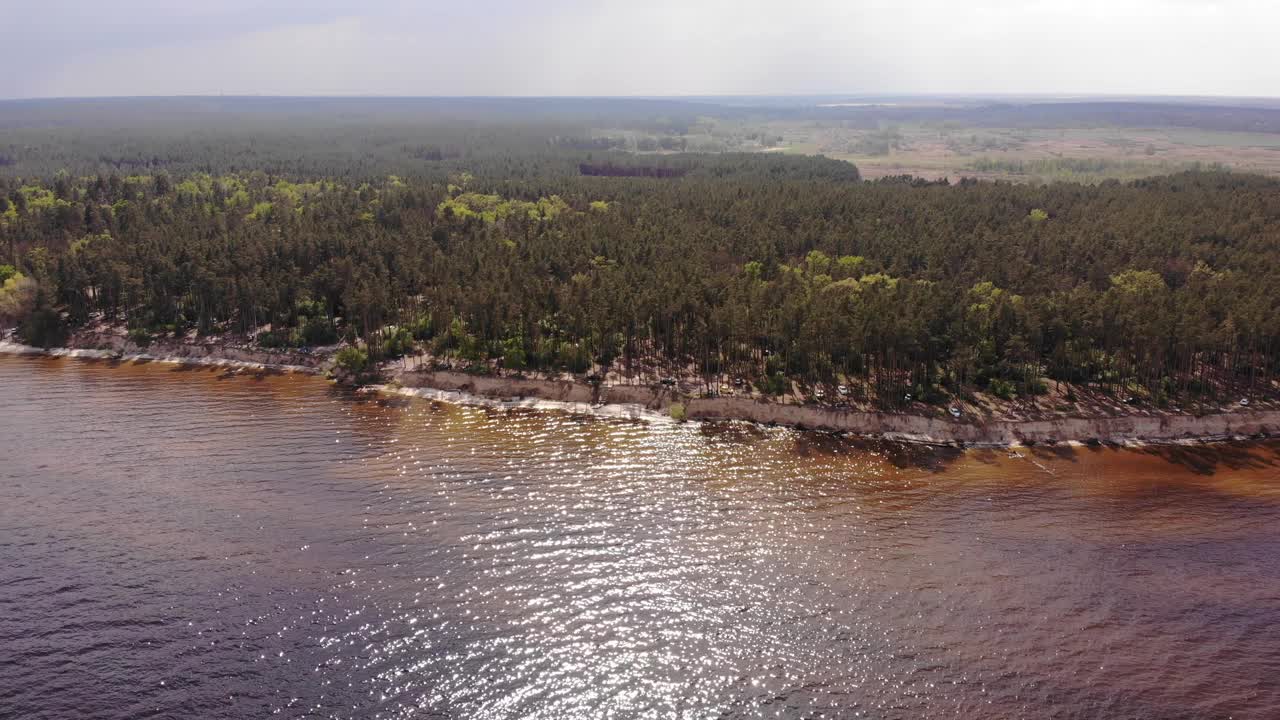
[772,123,1280,182]
[585,99,1280,183]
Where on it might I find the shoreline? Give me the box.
[384,366,1279,447]
[4,335,1277,447]
[0,336,328,376]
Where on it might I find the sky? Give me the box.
[2,0,1278,99]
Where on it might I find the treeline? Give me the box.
[580,163,688,178]
[0,96,713,179]
[1,157,1277,407]
[968,156,1224,181]
[810,101,1280,134]
[8,96,1280,180]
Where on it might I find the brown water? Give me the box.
[2,354,1280,720]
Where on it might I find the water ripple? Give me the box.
[2,354,1280,719]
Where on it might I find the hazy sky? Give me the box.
[3,0,1277,99]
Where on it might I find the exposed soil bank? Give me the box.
[5,330,1276,446]
[685,397,1279,446]
[0,327,330,375]
[390,368,1280,447]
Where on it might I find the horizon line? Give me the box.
[4,92,1280,104]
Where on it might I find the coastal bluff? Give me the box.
[391,367,1279,447]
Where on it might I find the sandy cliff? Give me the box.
[0,327,329,373]
[391,368,1279,446]
[4,331,1274,446]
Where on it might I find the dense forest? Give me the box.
[2,98,1278,408]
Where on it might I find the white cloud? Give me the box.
[7,0,1280,98]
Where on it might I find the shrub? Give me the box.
[669,403,688,422]
[256,329,287,348]
[990,378,1017,400]
[757,373,788,396]
[408,313,435,341]
[920,383,950,405]
[379,327,415,359]
[557,342,590,374]
[301,316,338,346]
[431,332,454,356]
[127,327,154,348]
[20,305,68,348]
[500,336,527,370]
[454,322,481,361]
[765,354,785,376]
[0,271,36,324]
[260,318,337,349]
[294,297,326,319]
[335,346,369,375]
[595,332,624,366]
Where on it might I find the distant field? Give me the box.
[591,117,1280,183]
[770,123,1280,182]
[579,99,1280,183]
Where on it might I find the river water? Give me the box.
[2,354,1279,719]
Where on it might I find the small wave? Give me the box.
[371,384,676,425]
